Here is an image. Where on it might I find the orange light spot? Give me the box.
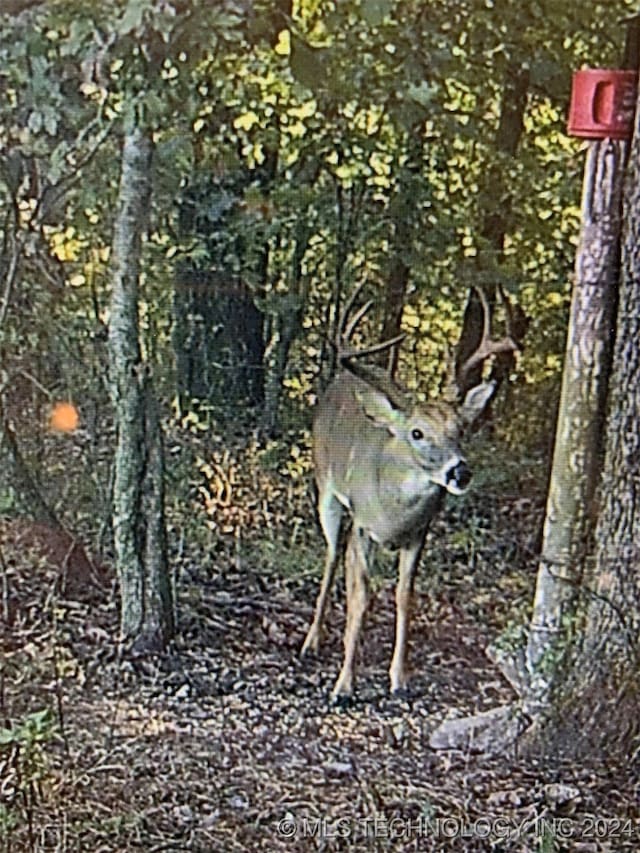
[49,401,79,433]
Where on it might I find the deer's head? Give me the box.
[354,377,495,495]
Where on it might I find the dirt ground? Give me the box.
[2,499,639,852]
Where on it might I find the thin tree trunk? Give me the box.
[379,131,425,379]
[0,402,58,525]
[523,141,623,708]
[141,377,175,646]
[545,124,640,760]
[455,63,529,397]
[379,250,408,378]
[262,221,310,434]
[108,125,173,650]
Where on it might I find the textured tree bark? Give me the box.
[141,378,175,647]
[524,140,623,708]
[547,126,640,759]
[108,125,173,650]
[108,128,147,644]
[437,138,628,756]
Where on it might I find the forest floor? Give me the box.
[2,475,640,852]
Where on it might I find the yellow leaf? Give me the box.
[286,120,306,138]
[274,29,291,56]
[234,111,260,131]
[546,291,565,307]
[288,99,317,119]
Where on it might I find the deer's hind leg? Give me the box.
[301,490,343,656]
[332,525,370,700]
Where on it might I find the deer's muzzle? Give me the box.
[446,460,472,494]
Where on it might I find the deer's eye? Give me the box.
[411,428,424,441]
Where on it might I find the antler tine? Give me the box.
[334,283,406,366]
[339,333,406,363]
[455,284,519,392]
[343,300,373,343]
[475,285,491,344]
[339,281,367,339]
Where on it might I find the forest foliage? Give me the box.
[0,0,634,537]
[3,3,640,847]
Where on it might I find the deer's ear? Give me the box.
[355,388,404,433]
[459,381,495,426]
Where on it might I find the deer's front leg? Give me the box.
[332,526,370,701]
[389,541,423,695]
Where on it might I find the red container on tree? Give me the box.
[568,69,638,140]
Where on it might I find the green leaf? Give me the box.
[360,0,394,27]
[142,89,165,121]
[43,105,58,136]
[289,36,327,92]
[118,0,151,36]
[28,110,43,133]
[529,58,564,87]
[406,80,438,108]
[3,151,24,193]
[61,18,94,55]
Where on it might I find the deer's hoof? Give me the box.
[300,636,320,658]
[330,691,354,709]
[300,624,323,657]
[390,685,413,702]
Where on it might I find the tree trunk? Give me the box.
[173,266,264,411]
[378,132,426,379]
[455,63,529,397]
[378,186,412,380]
[108,125,173,651]
[379,252,408,379]
[141,377,174,645]
[261,220,310,434]
[523,140,623,708]
[0,401,58,525]
[262,293,304,435]
[542,122,640,761]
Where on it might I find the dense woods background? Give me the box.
[2,1,640,850]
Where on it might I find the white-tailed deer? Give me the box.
[301,287,519,701]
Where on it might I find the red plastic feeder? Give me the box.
[568,69,638,140]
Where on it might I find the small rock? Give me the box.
[393,721,408,745]
[543,782,581,813]
[487,788,523,807]
[174,683,190,700]
[324,760,353,777]
[201,809,220,830]
[171,804,195,825]
[429,703,526,755]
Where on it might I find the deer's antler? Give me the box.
[334,286,405,365]
[447,285,521,400]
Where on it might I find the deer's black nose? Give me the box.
[448,461,472,490]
